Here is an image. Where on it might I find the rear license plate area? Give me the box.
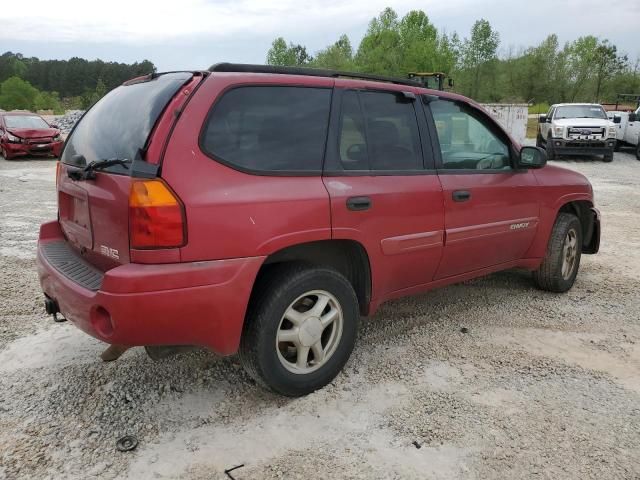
[58,187,93,249]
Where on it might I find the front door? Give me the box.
[424,98,540,279]
[323,84,445,299]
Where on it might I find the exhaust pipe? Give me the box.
[44,297,66,322]
[44,297,59,315]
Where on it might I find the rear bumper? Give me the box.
[36,221,264,355]
[550,138,615,156]
[3,140,63,158]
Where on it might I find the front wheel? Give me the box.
[239,264,359,396]
[636,142,640,161]
[533,213,582,293]
[546,136,556,160]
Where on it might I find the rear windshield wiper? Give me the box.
[68,158,131,181]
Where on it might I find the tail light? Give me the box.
[128,179,186,249]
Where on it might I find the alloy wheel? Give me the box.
[561,229,578,280]
[275,290,344,374]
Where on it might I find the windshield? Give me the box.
[5,115,49,129]
[554,105,607,120]
[61,72,193,167]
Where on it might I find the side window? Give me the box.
[337,90,423,171]
[338,91,368,170]
[360,91,422,170]
[429,99,511,171]
[201,86,331,172]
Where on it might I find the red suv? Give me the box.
[37,64,600,396]
[0,111,64,159]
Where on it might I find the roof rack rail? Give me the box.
[209,63,422,88]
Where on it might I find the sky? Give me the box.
[1,0,639,71]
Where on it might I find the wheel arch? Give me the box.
[526,196,598,259]
[254,240,372,316]
[557,199,596,251]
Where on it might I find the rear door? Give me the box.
[58,72,196,268]
[323,82,445,299]
[424,97,539,279]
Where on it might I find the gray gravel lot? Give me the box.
[0,150,639,479]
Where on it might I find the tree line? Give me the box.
[0,52,155,113]
[267,7,640,108]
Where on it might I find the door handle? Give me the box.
[346,196,371,211]
[452,190,471,202]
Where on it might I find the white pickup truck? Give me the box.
[537,103,618,162]
[608,106,640,160]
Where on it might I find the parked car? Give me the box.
[37,64,600,396]
[607,105,640,160]
[0,111,64,160]
[536,103,618,162]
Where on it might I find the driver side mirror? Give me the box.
[612,114,621,124]
[538,115,547,124]
[516,146,546,169]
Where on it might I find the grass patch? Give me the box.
[529,102,550,115]
[526,117,539,139]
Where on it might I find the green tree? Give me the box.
[461,19,500,98]
[355,8,402,76]
[266,38,312,66]
[592,40,627,101]
[80,78,110,109]
[313,34,354,70]
[33,90,62,113]
[564,36,598,101]
[0,76,38,110]
[397,10,438,73]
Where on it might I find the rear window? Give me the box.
[62,72,193,167]
[201,86,331,173]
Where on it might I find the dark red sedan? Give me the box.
[0,111,64,159]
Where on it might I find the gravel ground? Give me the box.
[0,149,639,479]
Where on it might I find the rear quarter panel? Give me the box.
[160,73,334,262]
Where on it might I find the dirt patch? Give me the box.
[1,152,639,479]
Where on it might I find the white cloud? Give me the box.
[2,0,638,70]
[0,0,449,44]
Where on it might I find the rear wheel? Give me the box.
[239,264,359,396]
[533,213,582,293]
[603,151,613,162]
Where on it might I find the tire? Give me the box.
[636,143,640,161]
[533,213,582,293]
[546,135,555,160]
[603,151,613,162]
[613,141,620,152]
[239,263,359,396]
